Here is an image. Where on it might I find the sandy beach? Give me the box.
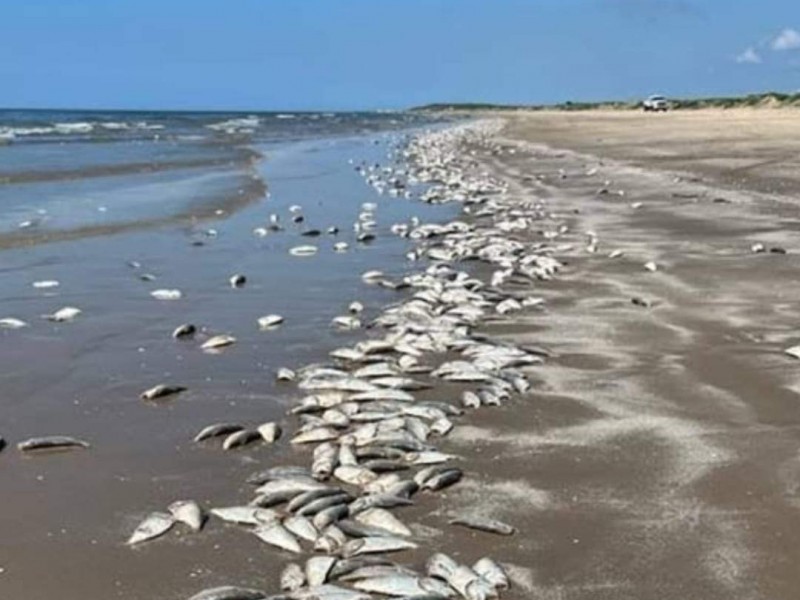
[457,108,800,599]
[4,109,800,600]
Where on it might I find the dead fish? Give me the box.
[312,442,338,480]
[354,508,412,537]
[187,586,266,600]
[230,274,247,288]
[472,557,509,590]
[289,584,370,600]
[45,306,81,322]
[253,521,302,553]
[223,429,261,450]
[169,500,205,531]
[210,506,278,525]
[257,422,282,443]
[141,384,186,400]
[290,245,318,257]
[283,515,319,542]
[462,390,481,409]
[281,563,306,592]
[348,495,413,517]
[419,467,463,491]
[17,436,90,452]
[784,346,800,359]
[33,280,60,289]
[342,536,417,557]
[0,317,27,329]
[277,367,297,381]
[150,289,182,301]
[353,575,454,598]
[194,423,244,442]
[258,314,284,329]
[306,555,337,587]
[173,323,197,339]
[127,511,174,545]
[247,466,313,486]
[202,334,237,351]
[312,504,349,530]
[292,427,340,445]
[449,515,515,536]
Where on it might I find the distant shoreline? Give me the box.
[410,91,800,112]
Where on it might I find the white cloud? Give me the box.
[772,28,800,51]
[736,47,762,64]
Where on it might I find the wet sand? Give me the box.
[449,109,800,599]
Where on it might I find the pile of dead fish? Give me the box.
[131,121,558,600]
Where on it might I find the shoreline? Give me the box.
[5,109,800,599]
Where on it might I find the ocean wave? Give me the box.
[0,120,165,140]
[206,116,260,133]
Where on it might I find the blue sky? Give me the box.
[2,0,799,110]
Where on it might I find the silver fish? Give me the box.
[168,500,205,531]
[280,563,306,592]
[449,515,515,536]
[17,436,90,452]
[223,429,261,450]
[141,384,186,400]
[193,423,243,442]
[306,555,337,587]
[187,586,265,600]
[127,512,174,545]
[253,521,302,553]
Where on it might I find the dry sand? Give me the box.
[446,108,800,599]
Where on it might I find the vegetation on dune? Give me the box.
[411,91,800,112]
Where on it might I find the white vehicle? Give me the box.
[643,95,669,112]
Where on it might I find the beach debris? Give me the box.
[33,280,59,289]
[0,317,27,329]
[127,512,175,545]
[187,587,266,600]
[258,314,284,329]
[644,261,658,272]
[151,289,182,301]
[751,243,765,253]
[173,323,197,339]
[17,436,90,452]
[608,249,624,259]
[45,306,81,322]
[201,334,237,351]
[290,245,318,257]
[141,384,186,400]
[631,296,651,308]
[194,423,244,442]
[334,242,349,252]
[230,274,247,288]
[448,514,516,535]
[168,500,205,531]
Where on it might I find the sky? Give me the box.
[2,0,800,111]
